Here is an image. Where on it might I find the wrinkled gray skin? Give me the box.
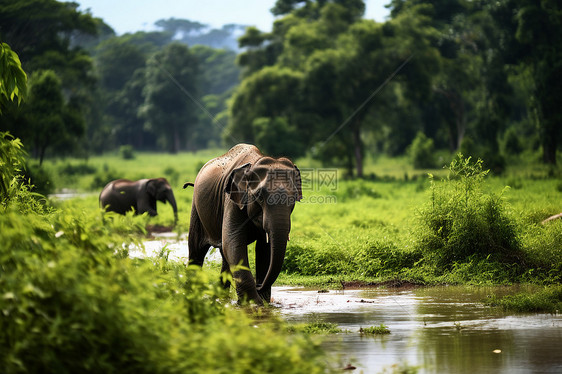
[100,178,178,223]
[185,144,302,305]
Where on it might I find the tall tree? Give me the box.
[0,0,97,157]
[513,0,562,164]
[140,43,199,153]
[25,70,84,164]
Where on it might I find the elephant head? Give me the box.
[225,157,302,300]
[147,178,178,223]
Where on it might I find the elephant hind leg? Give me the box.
[187,207,210,266]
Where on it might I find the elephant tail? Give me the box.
[183,182,194,189]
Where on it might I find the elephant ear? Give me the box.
[146,179,157,197]
[225,163,251,210]
[294,165,303,202]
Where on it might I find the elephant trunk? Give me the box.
[166,190,178,224]
[256,223,290,294]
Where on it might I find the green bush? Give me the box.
[409,131,436,169]
[0,136,333,373]
[416,154,522,270]
[58,162,97,176]
[0,207,332,373]
[503,127,523,155]
[119,144,135,160]
[23,162,54,195]
[90,164,121,189]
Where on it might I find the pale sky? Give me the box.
[64,0,391,35]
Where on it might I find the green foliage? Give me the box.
[0,42,27,111]
[520,220,562,283]
[502,127,523,155]
[486,286,562,313]
[90,165,121,190]
[0,132,26,204]
[416,154,522,269]
[409,131,437,169]
[58,162,97,176]
[141,43,199,154]
[360,324,390,335]
[23,162,55,195]
[253,116,305,159]
[0,132,47,214]
[119,144,135,160]
[23,69,86,165]
[0,179,332,373]
[287,321,342,334]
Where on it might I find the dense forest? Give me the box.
[1,0,561,175]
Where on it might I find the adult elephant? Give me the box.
[100,178,178,223]
[184,144,302,305]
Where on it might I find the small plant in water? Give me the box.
[288,321,342,334]
[157,243,172,261]
[359,324,390,335]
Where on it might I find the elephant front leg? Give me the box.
[222,200,263,305]
[255,236,272,302]
[223,239,262,305]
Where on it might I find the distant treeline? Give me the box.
[0,0,561,175]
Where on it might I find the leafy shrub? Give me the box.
[416,154,522,270]
[0,132,26,204]
[58,162,97,175]
[409,131,436,169]
[287,321,342,334]
[360,324,390,335]
[119,144,135,160]
[0,132,48,214]
[1,135,332,372]
[23,162,54,195]
[90,164,121,189]
[503,127,523,155]
[0,207,332,373]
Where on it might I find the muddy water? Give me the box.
[136,239,562,373]
[272,286,562,374]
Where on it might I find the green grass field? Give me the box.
[44,150,562,287]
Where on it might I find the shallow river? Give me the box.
[138,236,562,373]
[272,286,562,374]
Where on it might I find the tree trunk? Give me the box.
[352,123,363,178]
[542,123,557,165]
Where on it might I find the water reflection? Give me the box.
[272,286,562,373]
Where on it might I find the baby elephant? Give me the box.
[100,178,178,223]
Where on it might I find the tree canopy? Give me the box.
[0,0,560,168]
